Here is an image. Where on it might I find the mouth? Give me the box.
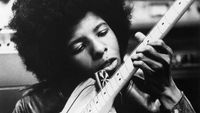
[99,58,119,74]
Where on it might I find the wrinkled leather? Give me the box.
[12,85,67,113]
[171,92,196,113]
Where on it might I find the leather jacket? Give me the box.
[12,78,196,113]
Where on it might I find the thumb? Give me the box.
[134,32,146,43]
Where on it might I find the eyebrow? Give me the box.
[93,22,107,32]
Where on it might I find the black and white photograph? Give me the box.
[0,0,200,113]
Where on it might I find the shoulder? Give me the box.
[60,78,97,113]
[12,82,66,113]
[12,88,40,113]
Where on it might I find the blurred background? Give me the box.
[0,0,200,113]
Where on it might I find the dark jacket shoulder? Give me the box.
[12,82,67,113]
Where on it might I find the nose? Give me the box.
[91,39,108,60]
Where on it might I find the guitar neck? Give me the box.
[81,0,194,112]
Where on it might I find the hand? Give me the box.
[132,32,173,95]
[126,32,182,110]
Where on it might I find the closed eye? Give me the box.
[68,38,88,55]
[94,22,109,37]
[97,28,109,37]
[70,42,86,54]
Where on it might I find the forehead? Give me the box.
[74,12,104,33]
[69,12,105,42]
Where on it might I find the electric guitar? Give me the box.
[61,0,194,112]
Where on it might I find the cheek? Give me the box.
[71,51,93,70]
[106,33,120,54]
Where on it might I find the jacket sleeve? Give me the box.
[170,92,196,113]
[12,97,35,113]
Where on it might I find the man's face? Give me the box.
[67,12,121,76]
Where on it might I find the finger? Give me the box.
[132,53,164,72]
[133,60,163,96]
[147,39,173,55]
[136,45,171,66]
[134,32,146,43]
[133,60,155,76]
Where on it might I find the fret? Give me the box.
[173,0,190,14]
[86,100,98,113]
[109,77,118,92]
[149,26,162,41]
[113,72,124,85]
[86,104,92,113]
[105,81,114,96]
[147,0,193,42]
[164,7,178,24]
[118,64,129,80]
[124,57,134,73]
[97,93,106,107]
[157,16,170,34]
[100,87,110,102]
[93,96,103,111]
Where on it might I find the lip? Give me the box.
[98,58,119,73]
